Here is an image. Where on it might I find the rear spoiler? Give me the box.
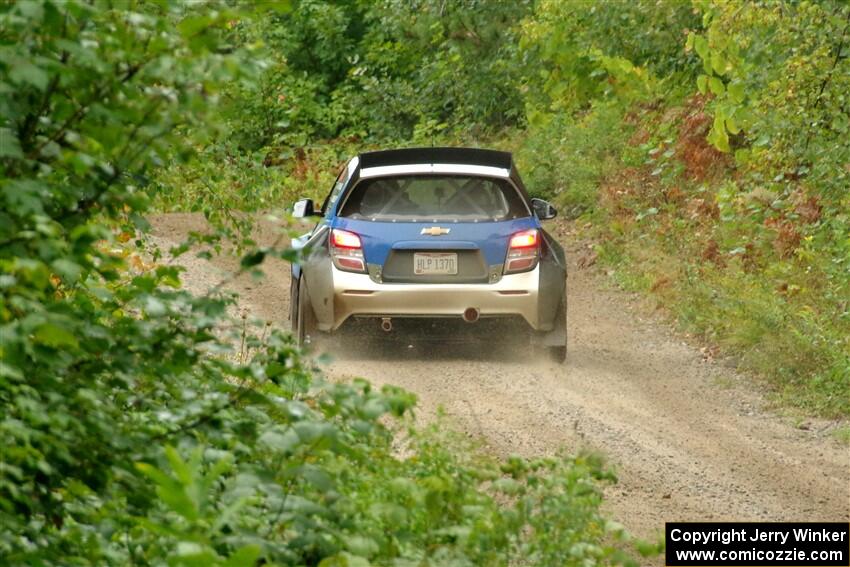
[359,147,512,170]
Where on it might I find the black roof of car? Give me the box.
[358,147,513,170]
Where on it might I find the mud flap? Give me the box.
[539,319,567,346]
[536,230,567,331]
[298,226,336,331]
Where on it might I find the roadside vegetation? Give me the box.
[160,0,848,418]
[514,1,850,418]
[1,1,847,565]
[1,2,647,566]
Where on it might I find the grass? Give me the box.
[832,426,850,445]
[519,95,850,419]
[593,220,847,419]
[153,142,362,214]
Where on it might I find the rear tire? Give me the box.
[549,344,567,364]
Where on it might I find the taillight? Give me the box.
[330,228,366,273]
[504,229,539,274]
[509,230,538,249]
[332,229,361,249]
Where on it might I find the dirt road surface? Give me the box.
[150,213,849,551]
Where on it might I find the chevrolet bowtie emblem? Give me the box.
[421,226,450,236]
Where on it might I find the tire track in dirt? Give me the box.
[150,213,849,556]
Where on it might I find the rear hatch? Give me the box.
[333,217,537,283]
[333,173,538,283]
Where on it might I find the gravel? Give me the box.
[151,212,850,554]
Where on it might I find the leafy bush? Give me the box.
[514,101,629,217]
[504,0,850,416]
[153,142,355,215]
[1,2,650,565]
[222,0,531,150]
[513,0,849,415]
[518,0,697,116]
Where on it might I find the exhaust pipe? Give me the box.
[462,307,480,323]
[380,317,393,332]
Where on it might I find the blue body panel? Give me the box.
[391,240,478,250]
[332,217,540,267]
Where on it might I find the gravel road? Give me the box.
[150,212,849,549]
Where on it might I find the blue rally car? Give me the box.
[289,147,568,362]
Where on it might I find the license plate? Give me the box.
[414,252,458,275]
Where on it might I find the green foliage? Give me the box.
[223,0,370,149]
[519,0,697,116]
[689,1,850,187]
[566,86,849,414]
[1,1,648,565]
[153,142,354,215]
[161,0,535,216]
[513,0,849,415]
[226,0,531,150]
[360,0,530,134]
[514,101,628,218]
[6,0,847,563]
[513,0,695,216]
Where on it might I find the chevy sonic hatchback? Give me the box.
[289,147,568,362]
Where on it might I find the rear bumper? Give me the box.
[323,264,542,331]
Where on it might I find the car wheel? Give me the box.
[296,277,317,349]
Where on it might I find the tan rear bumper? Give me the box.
[324,264,541,331]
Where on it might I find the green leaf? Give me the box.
[9,60,49,91]
[294,421,335,443]
[240,249,266,268]
[17,1,44,20]
[0,128,23,158]
[174,541,219,566]
[696,74,708,95]
[33,322,79,348]
[361,398,386,419]
[51,259,82,282]
[369,502,407,524]
[144,296,167,317]
[710,52,726,75]
[708,76,725,96]
[137,462,199,522]
[129,212,151,232]
[177,15,213,38]
[708,122,730,153]
[301,465,333,492]
[259,427,301,453]
[267,0,292,13]
[725,116,741,135]
[343,535,379,558]
[319,553,372,567]
[223,545,262,567]
[0,361,24,380]
[164,445,194,486]
[693,35,709,60]
[727,82,745,104]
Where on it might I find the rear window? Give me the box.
[338,175,529,221]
